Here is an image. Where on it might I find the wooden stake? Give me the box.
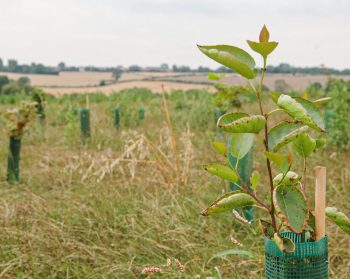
[314,166,326,241]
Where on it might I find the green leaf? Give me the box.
[293,133,316,158]
[250,170,260,191]
[207,249,254,264]
[273,184,308,233]
[273,233,296,254]
[207,72,221,81]
[203,163,239,183]
[277,95,325,131]
[212,141,227,157]
[230,133,254,160]
[312,97,332,107]
[259,25,270,42]
[218,113,266,133]
[294,97,325,131]
[217,112,248,126]
[201,191,255,216]
[259,219,274,238]
[264,151,292,174]
[273,171,300,187]
[197,45,257,79]
[325,207,350,235]
[270,92,281,103]
[247,41,278,58]
[268,121,309,151]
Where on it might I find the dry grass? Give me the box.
[0,90,349,278]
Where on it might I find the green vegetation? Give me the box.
[307,79,350,149]
[0,83,348,277]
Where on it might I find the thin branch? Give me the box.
[256,57,278,232]
[302,158,307,193]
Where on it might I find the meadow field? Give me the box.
[0,86,349,278]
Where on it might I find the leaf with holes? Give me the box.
[325,207,350,235]
[218,113,265,133]
[268,122,309,151]
[277,95,325,131]
[230,133,254,159]
[259,219,274,238]
[197,45,257,79]
[273,184,309,233]
[293,133,316,158]
[273,171,300,187]
[203,163,239,183]
[273,233,296,253]
[201,191,255,216]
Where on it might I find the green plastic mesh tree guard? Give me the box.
[80,108,91,139]
[265,232,328,279]
[7,137,21,183]
[227,135,254,221]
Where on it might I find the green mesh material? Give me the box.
[7,137,21,183]
[80,108,91,138]
[114,107,120,129]
[227,135,254,221]
[265,232,328,279]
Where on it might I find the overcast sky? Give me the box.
[1,0,350,69]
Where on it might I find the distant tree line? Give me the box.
[2,58,350,75]
[0,58,59,75]
[266,63,350,75]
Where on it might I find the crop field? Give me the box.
[3,71,350,97]
[0,87,349,278]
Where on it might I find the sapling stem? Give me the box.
[302,158,307,193]
[256,58,278,232]
[237,175,270,211]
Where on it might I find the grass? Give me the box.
[0,89,349,278]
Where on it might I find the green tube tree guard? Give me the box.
[227,135,254,221]
[7,137,21,183]
[114,107,120,129]
[80,108,91,139]
[4,101,36,184]
[138,107,145,120]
